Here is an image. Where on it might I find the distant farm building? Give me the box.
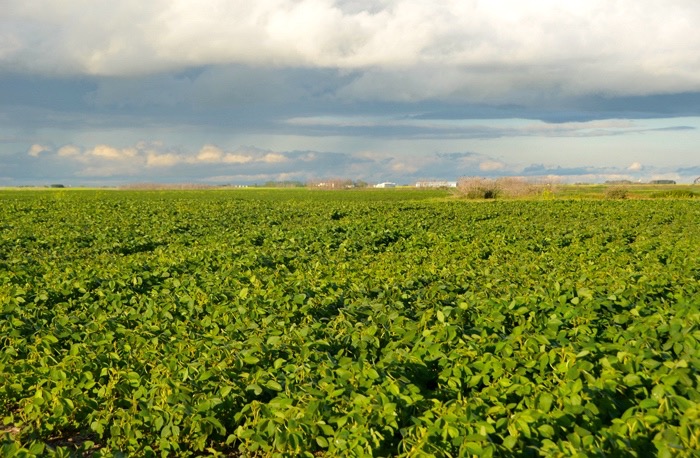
[650,180,676,185]
[313,179,354,189]
[374,182,397,188]
[416,181,457,188]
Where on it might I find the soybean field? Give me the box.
[1,190,699,457]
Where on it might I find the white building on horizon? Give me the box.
[415,181,457,188]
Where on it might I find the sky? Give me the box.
[2,0,700,186]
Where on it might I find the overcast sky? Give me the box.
[2,0,700,185]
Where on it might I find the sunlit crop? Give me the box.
[1,190,699,457]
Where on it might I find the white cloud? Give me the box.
[40,142,293,173]
[628,161,644,171]
[5,1,700,99]
[222,154,254,164]
[262,153,288,163]
[28,144,49,157]
[57,145,81,157]
[479,161,506,171]
[139,144,279,166]
[89,144,137,160]
[195,145,224,162]
[146,152,182,167]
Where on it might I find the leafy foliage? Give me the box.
[649,190,697,199]
[605,187,629,200]
[1,190,699,457]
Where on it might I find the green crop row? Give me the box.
[1,191,699,457]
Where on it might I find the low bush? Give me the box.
[605,187,629,199]
[457,177,557,199]
[457,178,501,199]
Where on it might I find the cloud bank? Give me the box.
[4,1,700,101]
[2,141,694,187]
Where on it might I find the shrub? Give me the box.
[457,177,558,199]
[457,178,501,199]
[605,187,629,199]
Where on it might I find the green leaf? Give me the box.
[243,356,260,365]
[316,436,329,448]
[220,386,233,397]
[623,374,641,386]
[538,424,555,438]
[538,393,554,412]
[502,435,518,449]
[246,384,263,395]
[436,310,445,323]
[464,442,483,454]
[90,421,104,436]
[28,442,45,455]
[267,336,281,345]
